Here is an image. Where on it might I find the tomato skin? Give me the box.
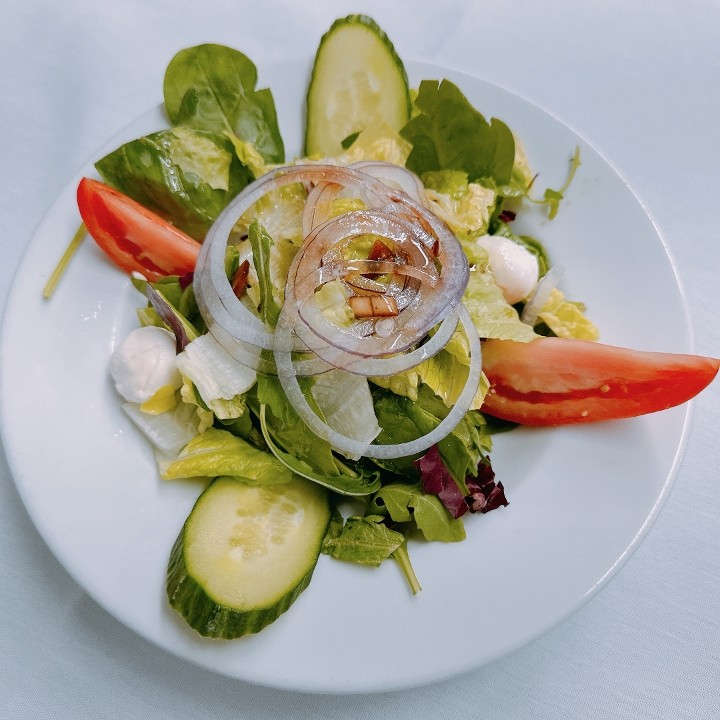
[77,177,200,282]
[481,337,720,426]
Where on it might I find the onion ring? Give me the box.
[273,303,481,459]
[195,164,468,372]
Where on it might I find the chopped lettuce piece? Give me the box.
[463,269,538,342]
[371,346,489,410]
[422,170,497,242]
[175,333,257,420]
[237,183,306,247]
[162,427,291,483]
[225,135,269,178]
[310,370,381,446]
[537,287,600,340]
[122,400,201,456]
[336,121,412,165]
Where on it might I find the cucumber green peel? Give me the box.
[167,475,330,639]
[305,15,411,157]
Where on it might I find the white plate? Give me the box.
[0,59,692,693]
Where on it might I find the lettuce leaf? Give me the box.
[175,333,257,420]
[463,269,538,342]
[251,375,381,496]
[163,43,284,164]
[414,444,508,519]
[310,370,381,446]
[321,515,405,567]
[401,79,515,187]
[161,427,291,484]
[95,127,253,241]
[422,170,497,242]
[537,288,600,340]
[369,482,466,541]
[372,384,492,487]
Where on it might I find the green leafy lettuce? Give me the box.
[401,79,516,187]
[163,43,284,164]
[95,127,253,241]
[161,426,292,483]
[250,374,381,496]
[372,384,492,490]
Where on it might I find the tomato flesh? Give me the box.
[77,177,200,282]
[481,337,719,426]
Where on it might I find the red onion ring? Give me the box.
[194,163,470,377]
[273,303,481,459]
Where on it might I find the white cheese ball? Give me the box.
[475,236,540,304]
[110,326,182,403]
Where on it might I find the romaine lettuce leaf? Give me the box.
[371,346,489,410]
[422,170,497,241]
[537,287,600,340]
[340,121,412,165]
[161,426,291,484]
[310,370,381,446]
[463,269,538,342]
[122,399,201,456]
[175,333,257,420]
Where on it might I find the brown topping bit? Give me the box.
[348,294,399,319]
[231,259,250,299]
[367,239,395,262]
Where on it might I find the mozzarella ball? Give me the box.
[110,326,182,403]
[475,236,540,304]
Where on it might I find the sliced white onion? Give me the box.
[349,161,428,205]
[301,181,342,237]
[521,265,564,326]
[194,163,472,383]
[290,308,459,377]
[189,161,488,460]
[195,165,389,355]
[273,303,481,459]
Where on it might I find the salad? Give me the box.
[52,15,719,640]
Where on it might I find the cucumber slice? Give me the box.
[167,474,330,638]
[305,15,411,157]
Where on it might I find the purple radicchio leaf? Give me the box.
[465,461,509,514]
[415,445,510,518]
[143,280,193,353]
[413,445,468,519]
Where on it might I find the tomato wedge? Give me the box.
[481,337,719,426]
[77,177,201,282]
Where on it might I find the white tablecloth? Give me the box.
[2,1,719,717]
